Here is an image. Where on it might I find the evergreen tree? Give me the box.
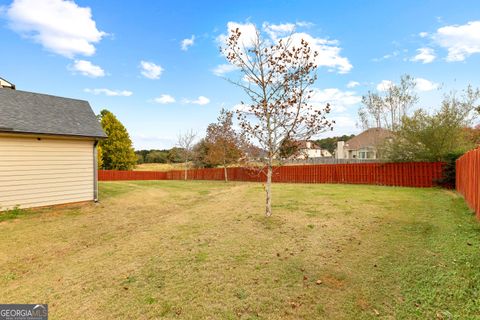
[97,144,104,169]
[98,109,137,170]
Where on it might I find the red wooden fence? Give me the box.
[99,162,444,188]
[456,148,480,219]
[99,170,166,181]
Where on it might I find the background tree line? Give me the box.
[135,148,183,164]
[315,134,355,154]
[132,109,249,181]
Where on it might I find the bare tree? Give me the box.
[176,130,196,180]
[359,92,383,129]
[359,74,419,131]
[222,26,334,217]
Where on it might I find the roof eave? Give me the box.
[0,129,107,140]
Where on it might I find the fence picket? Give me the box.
[456,148,480,219]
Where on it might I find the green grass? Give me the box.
[0,181,479,319]
[0,205,28,222]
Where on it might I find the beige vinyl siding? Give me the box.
[0,135,94,209]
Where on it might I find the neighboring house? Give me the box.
[242,144,267,161]
[335,128,392,160]
[294,140,332,159]
[0,77,15,89]
[0,83,106,210]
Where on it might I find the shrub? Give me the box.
[435,152,465,189]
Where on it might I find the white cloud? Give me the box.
[411,47,436,64]
[310,88,361,113]
[433,20,480,61]
[217,21,258,48]
[181,35,195,51]
[346,81,360,88]
[70,60,105,77]
[232,103,250,113]
[263,21,315,40]
[372,51,401,62]
[296,21,314,28]
[218,21,352,74]
[6,0,106,58]
[312,115,358,138]
[84,88,132,96]
[285,32,352,73]
[153,94,176,104]
[140,61,163,79]
[415,78,439,92]
[132,134,176,150]
[376,78,438,93]
[234,88,360,114]
[212,63,239,76]
[331,116,357,131]
[263,22,296,40]
[376,80,394,91]
[184,96,210,105]
[419,32,429,38]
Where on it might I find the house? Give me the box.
[335,128,392,160]
[294,140,332,159]
[0,77,15,89]
[0,83,106,210]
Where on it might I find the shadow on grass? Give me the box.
[255,215,285,230]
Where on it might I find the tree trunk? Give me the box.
[224,165,228,182]
[265,164,272,217]
[184,161,188,181]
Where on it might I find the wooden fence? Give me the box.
[99,162,444,187]
[99,170,166,181]
[456,148,480,219]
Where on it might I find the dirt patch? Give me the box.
[321,274,346,289]
[356,297,371,310]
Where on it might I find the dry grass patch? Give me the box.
[134,163,188,171]
[0,181,479,319]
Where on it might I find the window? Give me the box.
[358,149,375,159]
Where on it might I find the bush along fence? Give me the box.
[99,162,444,188]
[456,148,480,219]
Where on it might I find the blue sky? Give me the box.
[1,0,480,149]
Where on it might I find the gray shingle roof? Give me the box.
[345,128,392,149]
[0,88,106,138]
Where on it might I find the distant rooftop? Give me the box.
[0,77,15,90]
[345,128,392,149]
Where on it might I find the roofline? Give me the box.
[0,129,106,140]
[345,127,392,144]
[0,76,12,83]
[6,88,89,104]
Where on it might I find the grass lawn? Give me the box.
[134,163,188,171]
[0,181,479,319]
